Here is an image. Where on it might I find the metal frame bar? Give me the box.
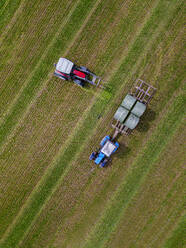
[111,120,131,139]
[131,79,156,104]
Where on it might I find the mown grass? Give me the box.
[0,0,99,239]
[0,0,21,34]
[103,120,185,248]
[2,0,160,241]
[82,93,185,248]
[0,0,185,247]
[0,0,77,117]
[1,1,184,247]
[42,1,185,245]
[0,0,139,239]
[163,215,186,248]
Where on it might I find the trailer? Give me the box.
[112,79,156,137]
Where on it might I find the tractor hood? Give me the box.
[56,58,74,74]
[101,140,117,157]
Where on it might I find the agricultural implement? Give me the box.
[54,57,102,88]
[90,79,156,168]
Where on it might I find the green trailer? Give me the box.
[112,79,156,138]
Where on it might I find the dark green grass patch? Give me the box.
[163,215,186,248]
[0,0,21,34]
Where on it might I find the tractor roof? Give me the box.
[101,140,116,157]
[56,58,74,74]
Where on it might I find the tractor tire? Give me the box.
[89,152,96,160]
[100,158,109,168]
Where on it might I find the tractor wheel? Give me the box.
[100,158,108,168]
[89,152,96,160]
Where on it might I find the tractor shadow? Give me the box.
[136,108,156,133]
[116,141,131,159]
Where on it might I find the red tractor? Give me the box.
[54,58,101,87]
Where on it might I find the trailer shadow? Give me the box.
[136,108,156,133]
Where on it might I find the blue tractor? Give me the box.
[89,135,119,168]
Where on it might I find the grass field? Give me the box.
[0,0,185,247]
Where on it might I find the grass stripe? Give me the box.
[0,0,8,13]
[163,215,186,248]
[82,93,185,248]
[0,0,27,46]
[0,0,77,119]
[0,0,21,34]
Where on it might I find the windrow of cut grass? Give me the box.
[163,215,186,248]
[0,0,21,35]
[81,93,185,248]
[0,0,8,12]
[1,0,185,246]
[103,121,185,248]
[0,0,50,77]
[0,0,27,47]
[0,0,160,242]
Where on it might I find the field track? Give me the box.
[0,0,185,247]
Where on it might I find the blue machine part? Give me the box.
[90,135,119,168]
[100,159,108,168]
[100,135,110,147]
[94,152,105,165]
[113,141,119,153]
[89,152,96,160]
